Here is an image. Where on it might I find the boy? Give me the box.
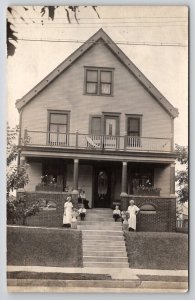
[78,204,86,221]
[113,205,121,222]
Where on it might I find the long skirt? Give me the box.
[128,214,137,230]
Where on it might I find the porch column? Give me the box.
[121,161,128,194]
[73,158,79,190]
[170,163,175,195]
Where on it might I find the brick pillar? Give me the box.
[170,163,175,195]
[121,161,127,193]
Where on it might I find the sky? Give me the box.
[7,6,188,146]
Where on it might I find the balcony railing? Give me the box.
[23,130,172,152]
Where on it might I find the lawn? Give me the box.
[7,226,83,267]
[124,232,188,270]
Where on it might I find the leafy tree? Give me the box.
[175,144,188,203]
[7,125,39,224]
[7,6,100,56]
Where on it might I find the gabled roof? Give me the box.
[16,28,179,118]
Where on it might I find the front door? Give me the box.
[94,165,111,208]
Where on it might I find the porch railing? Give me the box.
[23,130,172,152]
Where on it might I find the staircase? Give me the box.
[78,208,129,268]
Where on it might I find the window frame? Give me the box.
[126,114,142,137]
[84,67,114,96]
[47,110,70,145]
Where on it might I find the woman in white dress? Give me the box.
[127,200,140,231]
[63,196,73,228]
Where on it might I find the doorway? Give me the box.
[93,164,111,208]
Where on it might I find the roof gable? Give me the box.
[15,28,178,118]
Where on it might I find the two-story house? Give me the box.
[16,29,178,231]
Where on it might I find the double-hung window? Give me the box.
[48,111,70,146]
[85,68,113,96]
[126,115,142,147]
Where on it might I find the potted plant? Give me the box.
[133,180,161,196]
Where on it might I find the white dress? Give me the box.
[127,205,140,230]
[63,201,73,224]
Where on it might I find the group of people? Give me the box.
[63,196,140,231]
[113,200,140,231]
[62,196,87,228]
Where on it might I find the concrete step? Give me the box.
[82,235,124,241]
[83,262,129,268]
[83,250,127,257]
[78,221,121,226]
[83,256,128,263]
[83,240,125,246]
[83,245,127,251]
[78,225,122,231]
[82,230,124,237]
[85,217,114,222]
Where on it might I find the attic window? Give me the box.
[84,67,114,96]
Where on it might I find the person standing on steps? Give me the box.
[127,200,140,231]
[113,205,121,222]
[63,196,73,228]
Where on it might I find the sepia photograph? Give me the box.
[6,5,188,293]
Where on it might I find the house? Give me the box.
[16,29,178,231]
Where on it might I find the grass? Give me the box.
[124,232,188,270]
[7,226,83,267]
[7,272,112,280]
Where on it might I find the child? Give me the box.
[71,208,78,229]
[113,205,121,222]
[78,204,86,221]
[121,211,126,223]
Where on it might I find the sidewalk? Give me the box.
[7,265,188,293]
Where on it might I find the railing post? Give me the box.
[76,130,78,149]
[124,135,127,150]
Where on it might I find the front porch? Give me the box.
[23,157,176,208]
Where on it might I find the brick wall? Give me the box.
[120,195,176,232]
[17,191,69,228]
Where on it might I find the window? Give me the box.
[127,118,140,136]
[91,116,102,135]
[85,68,113,96]
[126,115,142,147]
[48,111,70,145]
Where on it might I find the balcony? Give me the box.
[22,130,172,153]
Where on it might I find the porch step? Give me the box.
[83,250,127,257]
[83,262,129,268]
[83,241,125,247]
[78,225,122,231]
[83,245,127,251]
[82,230,124,237]
[83,256,128,263]
[83,235,124,241]
[78,221,121,226]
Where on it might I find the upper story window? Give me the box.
[85,67,113,96]
[48,110,70,146]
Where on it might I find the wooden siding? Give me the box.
[25,162,42,191]
[154,165,171,196]
[21,41,172,140]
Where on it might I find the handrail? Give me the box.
[24,130,172,152]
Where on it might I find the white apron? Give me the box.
[127,205,140,230]
[63,201,73,224]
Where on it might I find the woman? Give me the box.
[127,200,140,231]
[63,196,73,228]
